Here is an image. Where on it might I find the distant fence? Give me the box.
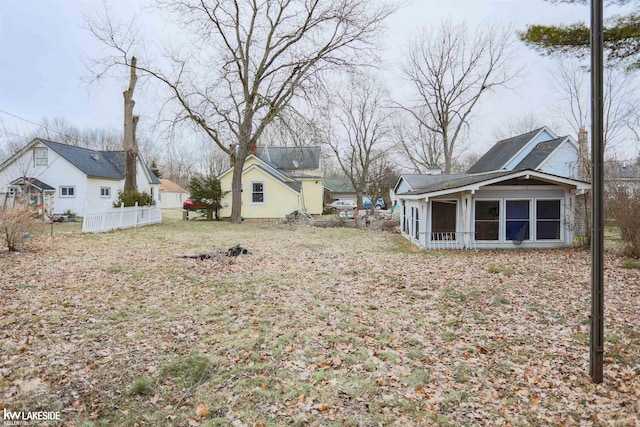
[82,204,162,233]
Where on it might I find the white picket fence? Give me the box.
[82,203,162,233]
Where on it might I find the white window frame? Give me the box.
[251,181,264,204]
[504,198,532,242]
[473,197,564,243]
[474,199,501,242]
[60,186,75,198]
[535,198,563,241]
[34,147,48,166]
[100,187,111,198]
[430,199,458,242]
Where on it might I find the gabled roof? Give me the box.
[159,179,188,193]
[41,139,124,179]
[398,169,590,200]
[467,128,552,174]
[255,146,321,170]
[10,177,55,191]
[244,163,301,193]
[514,137,565,170]
[35,139,160,184]
[325,179,355,193]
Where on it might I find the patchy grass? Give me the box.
[621,258,640,269]
[1,210,639,426]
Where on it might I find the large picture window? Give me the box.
[536,200,561,240]
[506,200,530,241]
[251,182,264,203]
[475,200,499,240]
[432,200,457,240]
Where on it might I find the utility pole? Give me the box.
[589,0,604,384]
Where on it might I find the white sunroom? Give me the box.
[396,169,590,250]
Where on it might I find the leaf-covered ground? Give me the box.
[1,212,639,426]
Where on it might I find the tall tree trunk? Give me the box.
[123,56,138,192]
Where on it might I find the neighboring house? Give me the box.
[218,146,324,219]
[605,160,640,192]
[0,138,160,216]
[159,178,189,209]
[395,128,590,250]
[324,179,356,205]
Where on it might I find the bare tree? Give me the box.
[325,74,393,209]
[393,110,443,173]
[398,19,519,173]
[88,0,395,223]
[551,59,638,153]
[492,113,545,141]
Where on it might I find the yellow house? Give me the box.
[218,146,324,219]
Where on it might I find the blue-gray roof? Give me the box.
[401,171,514,195]
[10,176,55,191]
[515,137,564,170]
[39,139,160,184]
[467,128,545,174]
[256,146,321,170]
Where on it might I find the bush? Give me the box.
[0,202,42,252]
[607,186,640,258]
[113,190,156,208]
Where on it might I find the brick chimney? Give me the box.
[577,128,589,180]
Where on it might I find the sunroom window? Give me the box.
[506,200,530,241]
[536,200,561,240]
[475,200,499,240]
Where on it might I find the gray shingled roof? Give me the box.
[256,146,321,170]
[39,139,160,184]
[325,179,355,193]
[515,137,564,170]
[466,128,545,174]
[250,163,301,193]
[400,174,468,191]
[10,177,55,191]
[401,171,515,195]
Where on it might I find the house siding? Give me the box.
[300,179,324,215]
[537,140,579,179]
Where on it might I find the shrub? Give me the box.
[607,186,640,258]
[113,190,156,208]
[0,202,42,252]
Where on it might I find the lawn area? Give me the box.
[1,211,639,426]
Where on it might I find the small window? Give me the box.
[506,200,530,241]
[537,200,561,240]
[475,200,500,240]
[252,182,264,203]
[60,186,75,197]
[100,187,111,198]
[34,147,48,166]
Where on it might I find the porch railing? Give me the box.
[427,232,476,250]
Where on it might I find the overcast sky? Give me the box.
[0,0,637,159]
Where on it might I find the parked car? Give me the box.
[328,200,357,210]
[363,197,385,209]
[183,198,215,211]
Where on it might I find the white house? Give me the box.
[159,178,189,209]
[0,138,160,217]
[395,128,590,250]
